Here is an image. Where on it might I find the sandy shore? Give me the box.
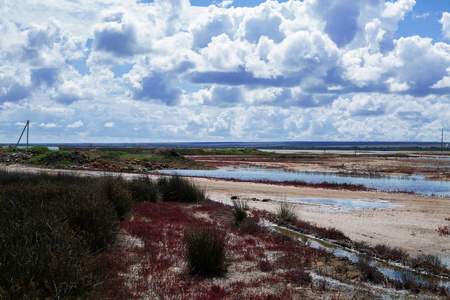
[3,164,450,262]
[192,177,450,261]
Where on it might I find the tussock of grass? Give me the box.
[99,176,133,220]
[232,199,247,224]
[277,201,298,223]
[183,226,229,277]
[158,175,205,203]
[126,176,158,203]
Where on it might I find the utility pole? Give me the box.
[15,120,29,149]
[442,128,444,154]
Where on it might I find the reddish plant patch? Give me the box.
[437,225,450,236]
[259,209,350,242]
[185,175,375,192]
[93,199,336,299]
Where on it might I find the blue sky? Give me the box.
[1,0,450,143]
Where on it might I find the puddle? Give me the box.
[288,198,398,212]
[273,226,450,290]
[158,168,450,197]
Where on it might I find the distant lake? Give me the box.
[158,168,450,197]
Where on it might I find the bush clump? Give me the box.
[126,176,158,203]
[357,256,385,284]
[411,254,446,274]
[99,176,133,220]
[0,170,121,298]
[374,243,408,262]
[232,199,247,224]
[158,175,204,203]
[183,226,229,277]
[277,201,298,223]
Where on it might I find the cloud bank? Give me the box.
[0,0,449,142]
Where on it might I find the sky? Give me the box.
[1,0,450,143]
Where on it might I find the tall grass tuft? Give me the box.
[277,201,298,223]
[183,226,229,277]
[126,176,158,203]
[158,175,205,203]
[232,199,247,224]
[99,176,133,220]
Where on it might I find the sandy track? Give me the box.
[3,164,450,261]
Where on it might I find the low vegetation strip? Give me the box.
[177,175,376,192]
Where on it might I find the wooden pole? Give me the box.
[442,128,444,154]
[26,120,29,149]
[15,120,29,149]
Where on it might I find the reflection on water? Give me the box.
[289,198,398,212]
[158,168,450,197]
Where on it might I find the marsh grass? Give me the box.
[0,170,122,298]
[232,199,248,224]
[126,176,158,203]
[183,226,229,277]
[374,243,408,262]
[0,169,172,298]
[357,256,385,284]
[277,201,298,223]
[99,176,133,220]
[158,175,205,203]
[411,254,446,274]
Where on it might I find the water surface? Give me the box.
[159,168,450,197]
[290,198,398,212]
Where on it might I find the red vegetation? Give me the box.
[94,200,331,299]
[259,210,350,242]
[186,176,375,192]
[437,225,450,236]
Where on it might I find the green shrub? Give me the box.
[183,226,229,277]
[126,176,158,203]
[67,193,119,253]
[99,176,133,220]
[0,171,127,298]
[232,199,247,224]
[29,146,51,153]
[277,201,298,223]
[158,175,204,203]
[0,215,95,299]
[28,152,51,165]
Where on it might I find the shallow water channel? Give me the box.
[158,168,450,197]
[289,198,398,212]
[273,226,450,290]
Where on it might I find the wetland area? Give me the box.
[1,145,450,299]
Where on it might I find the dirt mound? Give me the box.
[0,151,31,163]
[45,151,88,165]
